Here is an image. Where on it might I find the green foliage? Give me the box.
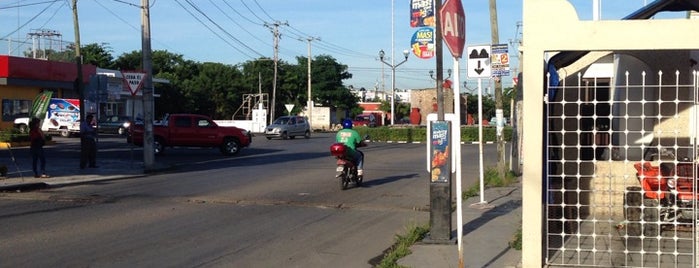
[483,167,518,187]
[465,92,514,121]
[56,46,361,121]
[0,128,29,142]
[509,227,523,250]
[377,100,410,121]
[462,167,518,200]
[377,224,429,268]
[82,43,115,69]
[355,125,512,143]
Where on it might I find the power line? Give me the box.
[239,0,266,24]
[96,0,182,54]
[0,0,61,10]
[252,0,276,22]
[177,0,265,59]
[173,0,255,59]
[109,0,141,8]
[1,0,58,40]
[220,0,262,26]
[207,0,270,48]
[37,0,66,30]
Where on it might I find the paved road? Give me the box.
[0,132,503,267]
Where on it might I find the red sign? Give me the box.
[439,0,465,58]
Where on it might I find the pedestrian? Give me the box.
[29,117,49,178]
[80,114,97,169]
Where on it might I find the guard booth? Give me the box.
[521,1,699,267]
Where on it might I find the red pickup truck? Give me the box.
[130,114,252,155]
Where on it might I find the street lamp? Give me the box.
[429,69,452,80]
[379,49,409,125]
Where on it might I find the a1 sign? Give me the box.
[121,71,147,96]
[439,0,465,58]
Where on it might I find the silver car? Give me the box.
[264,116,311,140]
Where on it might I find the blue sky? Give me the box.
[0,0,665,91]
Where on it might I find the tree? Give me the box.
[305,55,358,112]
[378,100,409,122]
[81,43,115,69]
[179,62,243,118]
[465,94,496,122]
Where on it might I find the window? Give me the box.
[2,99,31,122]
[174,117,191,127]
[197,119,212,127]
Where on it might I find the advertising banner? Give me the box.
[491,43,510,77]
[30,91,53,120]
[46,98,81,129]
[430,121,451,183]
[410,0,435,27]
[411,27,435,59]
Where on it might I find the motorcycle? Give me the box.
[330,136,368,190]
[625,160,698,236]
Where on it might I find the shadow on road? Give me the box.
[361,173,420,188]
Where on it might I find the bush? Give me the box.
[0,128,29,142]
[355,125,512,143]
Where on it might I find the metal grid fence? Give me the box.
[545,70,699,267]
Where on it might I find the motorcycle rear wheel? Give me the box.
[337,169,349,190]
[339,176,349,190]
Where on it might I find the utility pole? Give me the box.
[141,0,155,171]
[426,0,451,244]
[301,36,319,130]
[265,21,287,125]
[489,0,506,176]
[71,0,84,154]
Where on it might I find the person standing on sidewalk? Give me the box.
[80,114,97,169]
[29,117,49,178]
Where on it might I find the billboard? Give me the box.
[410,0,435,27]
[411,27,435,59]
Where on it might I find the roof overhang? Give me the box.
[550,0,699,69]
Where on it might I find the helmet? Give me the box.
[342,118,353,129]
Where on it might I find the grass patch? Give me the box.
[509,226,522,250]
[376,224,429,268]
[380,166,521,266]
[462,166,518,200]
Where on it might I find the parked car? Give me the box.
[264,115,311,140]
[352,113,382,127]
[98,115,132,135]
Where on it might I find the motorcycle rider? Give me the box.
[336,118,365,179]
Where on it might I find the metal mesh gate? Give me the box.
[545,70,699,267]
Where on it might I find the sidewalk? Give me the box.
[0,157,149,191]
[398,182,523,268]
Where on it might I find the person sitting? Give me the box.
[335,118,365,178]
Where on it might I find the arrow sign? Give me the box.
[121,71,147,96]
[467,45,491,78]
[439,0,465,58]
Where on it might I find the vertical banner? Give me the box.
[30,91,53,120]
[430,121,451,183]
[410,0,435,27]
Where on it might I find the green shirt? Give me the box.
[336,129,361,153]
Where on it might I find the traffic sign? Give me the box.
[466,45,491,78]
[121,71,147,96]
[284,104,294,115]
[439,0,465,58]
